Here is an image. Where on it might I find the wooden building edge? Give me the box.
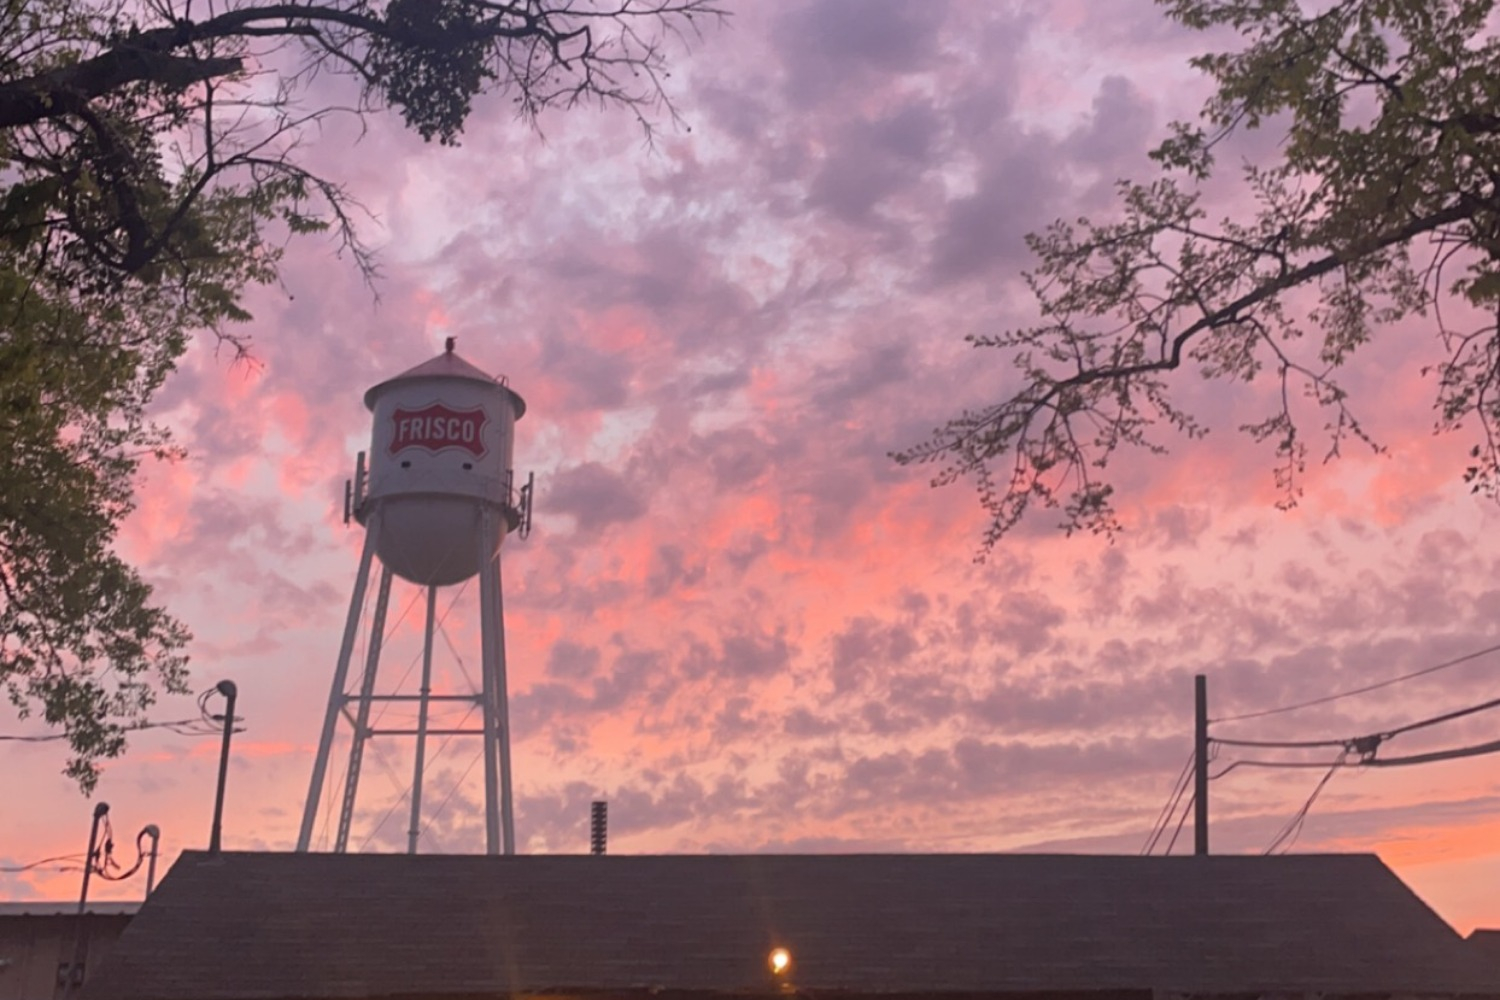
[51,851,1499,1000]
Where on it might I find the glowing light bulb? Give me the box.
[769,948,792,975]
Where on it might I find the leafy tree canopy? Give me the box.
[898,0,1500,553]
[0,0,720,790]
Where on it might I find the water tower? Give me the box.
[297,340,532,855]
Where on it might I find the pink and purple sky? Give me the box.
[5,0,1500,933]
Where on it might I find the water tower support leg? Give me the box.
[298,513,381,852]
[335,564,394,852]
[495,557,515,856]
[478,526,500,855]
[478,509,515,855]
[407,584,438,854]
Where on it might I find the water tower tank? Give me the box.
[359,344,526,586]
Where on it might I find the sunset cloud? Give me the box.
[5,0,1500,937]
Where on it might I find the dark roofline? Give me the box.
[84,852,1500,1000]
[252,992,1158,1000]
[0,901,141,917]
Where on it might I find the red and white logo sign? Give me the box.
[390,403,488,457]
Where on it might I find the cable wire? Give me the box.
[0,853,85,873]
[0,715,219,742]
[1208,760,1244,780]
[366,579,471,734]
[1264,755,1345,854]
[1361,736,1500,767]
[313,578,470,846]
[1212,640,1500,723]
[2,683,242,743]
[1211,692,1500,763]
[419,746,486,846]
[1163,790,1196,856]
[356,704,477,852]
[437,617,480,695]
[316,743,347,852]
[1142,755,1193,855]
[1212,733,1500,775]
[1384,694,1500,739]
[90,821,154,882]
[1210,757,1354,771]
[1210,734,1350,749]
[1141,752,1194,856]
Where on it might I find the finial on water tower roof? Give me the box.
[445,336,456,354]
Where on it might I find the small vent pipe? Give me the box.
[590,801,607,855]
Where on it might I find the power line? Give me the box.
[1212,640,1500,724]
[1142,752,1193,855]
[1163,790,1195,856]
[0,715,224,742]
[6,820,159,881]
[0,853,85,873]
[3,683,242,744]
[1212,734,1500,774]
[1362,736,1500,767]
[1182,662,1500,855]
[1141,752,1194,856]
[89,818,154,882]
[1212,757,1354,771]
[1264,755,1345,855]
[1384,694,1500,739]
[1211,692,1500,763]
[1210,734,1349,749]
[1220,695,1500,749]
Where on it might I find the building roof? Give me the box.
[1474,929,1500,969]
[363,348,526,418]
[84,851,1499,1000]
[0,901,140,917]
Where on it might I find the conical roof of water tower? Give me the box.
[364,349,527,417]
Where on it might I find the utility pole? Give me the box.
[209,680,237,855]
[1194,673,1209,856]
[63,802,109,1000]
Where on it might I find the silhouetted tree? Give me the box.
[0,0,721,789]
[899,0,1500,552]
